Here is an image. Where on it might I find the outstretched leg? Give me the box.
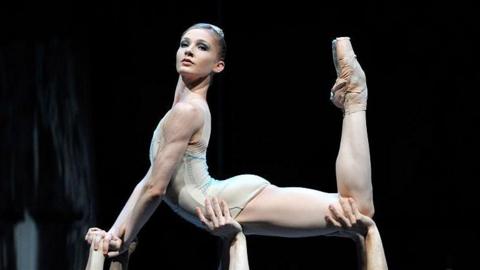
[335,110,373,216]
[331,37,373,217]
[236,185,340,237]
[236,37,374,236]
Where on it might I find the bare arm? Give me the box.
[108,168,152,237]
[116,102,203,253]
[326,197,388,270]
[85,102,203,257]
[364,225,388,270]
[226,233,250,270]
[85,230,137,270]
[85,243,105,270]
[196,198,250,270]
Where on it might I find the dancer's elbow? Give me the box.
[143,182,167,199]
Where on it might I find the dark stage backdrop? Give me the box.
[1,1,479,269]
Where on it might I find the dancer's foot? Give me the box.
[330,37,368,115]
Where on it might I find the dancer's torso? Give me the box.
[149,100,270,229]
[149,100,215,227]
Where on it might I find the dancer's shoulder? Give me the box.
[166,101,204,131]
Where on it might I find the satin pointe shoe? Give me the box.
[330,37,368,115]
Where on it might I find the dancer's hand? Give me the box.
[85,227,124,257]
[325,197,375,238]
[196,197,243,240]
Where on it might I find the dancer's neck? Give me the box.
[173,75,210,105]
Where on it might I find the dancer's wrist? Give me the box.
[343,107,366,116]
[108,227,119,237]
[229,232,246,249]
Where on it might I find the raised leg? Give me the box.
[331,37,374,217]
[235,37,374,236]
[336,111,373,216]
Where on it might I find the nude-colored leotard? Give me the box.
[149,105,270,229]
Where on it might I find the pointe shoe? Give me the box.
[330,37,368,115]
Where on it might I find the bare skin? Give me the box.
[197,197,387,270]
[85,197,385,270]
[232,38,373,237]
[326,197,388,270]
[85,27,374,257]
[196,197,249,270]
[84,235,137,270]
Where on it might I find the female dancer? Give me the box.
[85,22,374,257]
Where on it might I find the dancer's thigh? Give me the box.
[236,185,340,237]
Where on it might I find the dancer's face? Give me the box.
[176,28,225,79]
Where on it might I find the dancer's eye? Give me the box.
[180,41,189,48]
[198,43,209,51]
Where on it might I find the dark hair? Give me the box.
[183,23,227,60]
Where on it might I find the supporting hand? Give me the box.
[196,197,243,240]
[325,196,374,238]
[85,227,124,257]
[196,197,249,270]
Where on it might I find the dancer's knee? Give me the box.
[339,190,375,217]
[359,199,375,218]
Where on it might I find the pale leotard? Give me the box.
[149,105,270,229]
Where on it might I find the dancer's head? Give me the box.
[176,23,226,80]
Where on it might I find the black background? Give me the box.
[1,0,479,269]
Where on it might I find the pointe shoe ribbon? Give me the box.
[330,37,368,115]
